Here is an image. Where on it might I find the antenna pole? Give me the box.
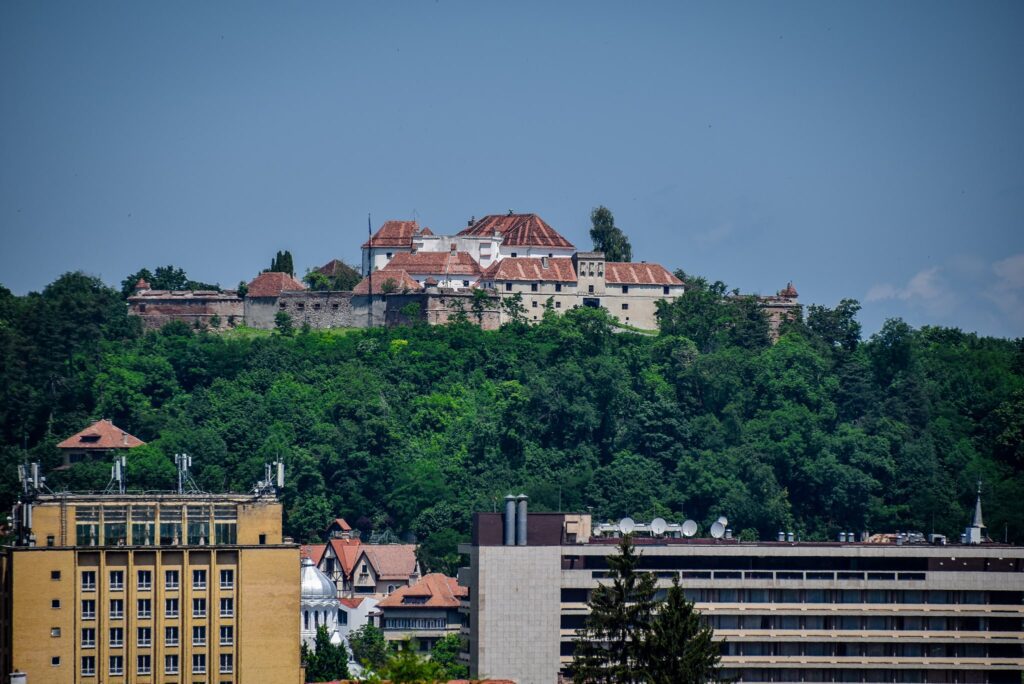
[367,213,373,328]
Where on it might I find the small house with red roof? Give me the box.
[56,419,146,468]
[375,573,467,651]
[242,271,307,328]
[361,220,434,274]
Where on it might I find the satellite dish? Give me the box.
[682,519,698,537]
[619,517,635,534]
[710,521,726,539]
[717,516,729,527]
[651,518,667,535]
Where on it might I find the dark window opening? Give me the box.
[582,298,601,308]
[555,283,562,292]
[258,534,266,545]
[531,283,538,292]
[622,285,629,293]
[622,303,629,310]
[663,286,670,295]
[505,283,512,292]
[588,285,594,294]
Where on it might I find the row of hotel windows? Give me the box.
[75,624,234,647]
[559,641,1022,659]
[561,614,1023,632]
[713,668,1020,684]
[77,653,233,676]
[561,588,1021,605]
[78,596,234,619]
[73,568,234,591]
[74,504,237,546]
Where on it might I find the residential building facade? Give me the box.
[376,573,466,652]
[56,420,146,469]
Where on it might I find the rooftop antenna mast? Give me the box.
[14,462,49,545]
[253,460,285,498]
[104,455,127,495]
[175,453,202,494]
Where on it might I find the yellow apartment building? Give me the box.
[1,491,301,684]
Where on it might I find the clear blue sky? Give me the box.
[2,1,1022,338]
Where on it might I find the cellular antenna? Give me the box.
[105,455,127,495]
[175,453,202,494]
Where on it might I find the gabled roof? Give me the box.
[482,257,577,282]
[247,271,306,297]
[358,545,419,581]
[376,573,466,609]
[301,544,327,565]
[329,518,352,532]
[604,262,683,286]
[57,420,146,450]
[352,270,422,295]
[361,220,432,248]
[384,251,481,277]
[339,597,368,610]
[335,540,364,576]
[457,213,574,249]
[315,260,360,279]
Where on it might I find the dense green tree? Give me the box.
[645,577,720,683]
[429,633,468,679]
[572,535,658,682]
[275,311,294,336]
[268,250,295,277]
[349,624,388,671]
[590,206,633,262]
[301,624,350,682]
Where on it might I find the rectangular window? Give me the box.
[109,570,124,591]
[193,598,206,618]
[137,655,151,675]
[131,505,155,545]
[622,285,629,293]
[137,627,151,647]
[81,655,95,676]
[532,300,538,308]
[159,506,182,545]
[193,569,207,590]
[510,252,518,258]
[505,283,512,291]
[531,283,538,292]
[165,569,179,590]
[137,599,151,619]
[259,533,267,545]
[588,285,594,293]
[165,598,179,618]
[82,600,96,620]
[219,653,233,674]
[51,656,60,666]
[193,625,206,646]
[51,570,61,580]
[109,627,123,648]
[663,286,670,295]
[621,303,628,310]
[76,506,100,546]
[51,627,61,637]
[555,301,562,308]
[187,505,210,545]
[82,628,95,647]
[46,535,54,546]
[103,506,127,546]
[137,569,151,590]
[555,283,562,292]
[192,654,206,674]
[220,625,233,646]
[165,626,179,646]
[165,654,179,675]
[109,655,123,676]
[220,597,233,617]
[81,571,95,591]
[220,569,234,589]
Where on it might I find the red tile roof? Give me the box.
[352,270,422,295]
[335,541,364,576]
[361,221,433,248]
[376,573,466,609]
[57,420,146,450]
[384,251,481,277]
[604,262,683,286]
[247,271,306,297]
[482,257,577,282]
[301,544,327,565]
[359,545,419,581]
[339,597,366,609]
[458,213,574,249]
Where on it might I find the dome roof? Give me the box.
[300,557,336,599]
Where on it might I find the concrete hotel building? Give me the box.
[1,485,301,683]
[460,504,1024,684]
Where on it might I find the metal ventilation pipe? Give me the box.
[786,531,795,543]
[839,532,847,543]
[515,494,528,546]
[503,495,516,546]
[777,530,785,542]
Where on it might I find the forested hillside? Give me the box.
[2,272,1022,572]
